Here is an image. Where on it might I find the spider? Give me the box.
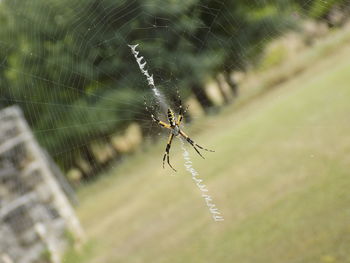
[145,91,214,172]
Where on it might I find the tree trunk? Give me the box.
[74,159,89,180]
[224,72,239,97]
[80,144,100,178]
[191,82,214,113]
[215,75,230,105]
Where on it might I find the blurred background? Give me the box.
[0,0,350,262]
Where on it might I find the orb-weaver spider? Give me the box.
[145,91,214,172]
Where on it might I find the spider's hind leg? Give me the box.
[193,142,215,153]
[163,133,176,172]
[180,131,215,159]
[185,137,205,159]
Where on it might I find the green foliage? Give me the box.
[308,0,345,18]
[0,0,340,172]
[292,0,348,19]
[197,1,295,73]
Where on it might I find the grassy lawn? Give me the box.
[65,40,350,263]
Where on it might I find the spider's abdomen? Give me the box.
[172,125,180,136]
[167,108,176,127]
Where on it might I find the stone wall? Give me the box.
[0,106,83,263]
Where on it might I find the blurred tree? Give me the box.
[196,0,295,100]
[132,0,219,112]
[293,0,348,20]
[0,0,317,174]
[0,0,147,170]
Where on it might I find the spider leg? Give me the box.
[193,143,215,152]
[163,133,176,172]
[152,116,171,129]
[175,89,189,126]
[176,108,184,126]
[144,98,171,129]
[179,130,214,159]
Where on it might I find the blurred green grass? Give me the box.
[65,39,350,263]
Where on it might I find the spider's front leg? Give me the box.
[163,133,176,172]
[144,98,171,129]
[175,89,189,126]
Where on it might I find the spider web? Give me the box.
[0,0,346,186]
[1,0,344,171]
[0,0,348,259]
[0,0,346,207]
